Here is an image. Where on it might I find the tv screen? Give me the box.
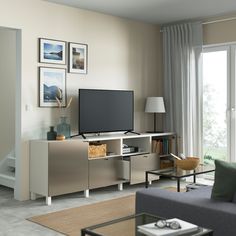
[79,89,134,134]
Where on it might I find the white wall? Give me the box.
[0,28,16,162]
[0,0,162,200]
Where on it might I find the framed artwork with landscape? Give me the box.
[39,38,66,64]
[69,42,88,74]
[39,67,66,107]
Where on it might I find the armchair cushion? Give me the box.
[211,159,236,202]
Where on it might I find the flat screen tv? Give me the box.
[79,89,134,135]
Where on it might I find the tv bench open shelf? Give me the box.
[30,132,176,205]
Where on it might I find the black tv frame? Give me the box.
[78,89,139,139]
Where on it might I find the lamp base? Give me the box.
[146,131,164,133]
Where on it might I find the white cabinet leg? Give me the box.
[149,180,152,185]
[84,189,89,198]
[46,196,51,206]
[118,183,123,191]
[30,192,36,200]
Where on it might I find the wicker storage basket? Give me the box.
[176,157,200,170]
[88,143,107,158]
[160,160,174,169]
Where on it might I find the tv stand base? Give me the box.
[81,132,141,139]
[124,131,140,135]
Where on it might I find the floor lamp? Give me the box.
[145,97,166,133]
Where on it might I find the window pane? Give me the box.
[202,50,227,164]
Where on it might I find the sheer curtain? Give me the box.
[163,22,203,156]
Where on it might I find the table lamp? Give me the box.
[145,97,165,133]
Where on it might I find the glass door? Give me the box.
[202,46,229,164]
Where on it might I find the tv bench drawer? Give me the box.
[119,153,160,184]
[88,156,123,189]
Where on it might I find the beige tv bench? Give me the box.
[30,132,176,205]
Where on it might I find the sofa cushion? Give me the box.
[211,159,236,202]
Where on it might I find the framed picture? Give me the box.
[69,42,88,74]
[39,38,66,64]
[39,67,66,107]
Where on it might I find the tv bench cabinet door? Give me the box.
[48,141,88,196]
[130,153,159,184]
[89,157,122,189]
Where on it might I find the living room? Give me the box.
[1,0,236,235]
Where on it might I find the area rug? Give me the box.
[28,195,135,236]
[29,187,184,235]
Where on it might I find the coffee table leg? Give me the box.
[177,179,180,192]
[145,172,149,188]
[81,229,85,236]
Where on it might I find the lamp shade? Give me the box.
[145,97,165,113]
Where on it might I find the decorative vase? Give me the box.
[47,126,57,140]
[57,116,71,139]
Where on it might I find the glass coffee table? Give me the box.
[81,213,213,236]
[145,164,215,192]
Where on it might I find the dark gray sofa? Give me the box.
[136,186,236,236]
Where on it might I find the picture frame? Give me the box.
[69,42,88,74]
[39,38,66,65]
[39,67,66,107]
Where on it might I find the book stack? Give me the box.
[137,218,199,236]
[152,137,176,169]
[152,138,173,155]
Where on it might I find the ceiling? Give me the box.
[46,0,236,24]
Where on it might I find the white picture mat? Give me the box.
[39,38,66,64]
[39,67,66,107]
[69,42,87,74]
